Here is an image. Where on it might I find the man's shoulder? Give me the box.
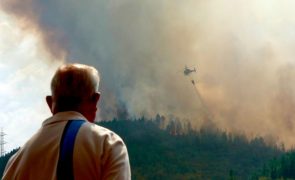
[80,122,124,143]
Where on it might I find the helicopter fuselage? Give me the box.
[184,67,196,76]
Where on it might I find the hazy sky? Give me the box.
[2,1,295,151]
[0,11,62,151]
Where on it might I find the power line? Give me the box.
[0,128,6,156]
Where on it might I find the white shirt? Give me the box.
[3,111,131,180]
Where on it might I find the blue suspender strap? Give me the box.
[57,120,86,180]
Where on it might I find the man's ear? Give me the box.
[46,96,53,113]
[93,92,100,104]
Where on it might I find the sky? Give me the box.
[2,1,295,151]
[0,11,62,151]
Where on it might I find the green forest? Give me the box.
[1,117,295,179]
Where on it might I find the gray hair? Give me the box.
[50,64,100,106]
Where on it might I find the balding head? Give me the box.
[51,64,100,100]
[46,64,101,122]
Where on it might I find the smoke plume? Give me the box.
[2,0,295,147]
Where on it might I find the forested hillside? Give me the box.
[0,118,285,179]
[253,150,295,179]
[99,117,283,179]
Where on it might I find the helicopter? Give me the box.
[183,65,196,76]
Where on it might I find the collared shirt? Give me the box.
[2,111,131,180]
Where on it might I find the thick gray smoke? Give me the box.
[2,0,295,147]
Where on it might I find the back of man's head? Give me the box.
[50,63,100,111]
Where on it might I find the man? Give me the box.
[3,64,131,180]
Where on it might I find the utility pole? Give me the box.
[0,128,6,156]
